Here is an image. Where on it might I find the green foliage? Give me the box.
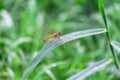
[67,59,112,80]
[98,0,120,69]
[111,41,120,53]
[0,0,120,80]
[21,28,106,80]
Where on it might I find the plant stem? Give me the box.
[106,31,120,69]
[98,0,120,69]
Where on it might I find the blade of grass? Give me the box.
[98,0,120,69]
[12,37,31,48]
[98,0,107,28]
[44,67,57,80]
[67,59,112,80]
[21,28,106,80]
[111,41,120,53]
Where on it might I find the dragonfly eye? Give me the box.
[58,32,61,35]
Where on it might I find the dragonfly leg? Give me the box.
[54,36,60,41]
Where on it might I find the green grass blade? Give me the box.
[21,28,106,80]
[12,37,31,48]
[67,59,112,80]
[98,0,107,27]
[98,0,120,69]
[44,67,57,80]
[111,41,120,53]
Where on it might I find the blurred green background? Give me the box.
[0,0,120,80]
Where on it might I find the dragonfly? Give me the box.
[42,32,62,42]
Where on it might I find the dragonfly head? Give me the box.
[58,32,61,35]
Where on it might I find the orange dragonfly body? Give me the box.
[42,32,61,42]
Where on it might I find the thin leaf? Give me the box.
[98,0,120,69]
[67,59,112,80]
[12,37,31,48]
[98,0,107,27]
[21,28,106,80]
[111,41,120,53]
[44,67,57,80]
